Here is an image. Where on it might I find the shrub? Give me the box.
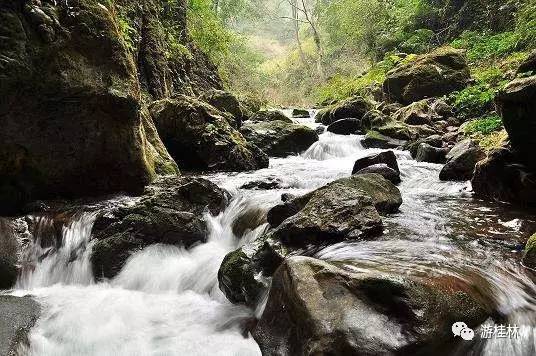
[463,115,503,136]
[452,84,496,118]
[451,31,520,62]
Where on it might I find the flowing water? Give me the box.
[5,113,536,355]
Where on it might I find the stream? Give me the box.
[6,112,536,355]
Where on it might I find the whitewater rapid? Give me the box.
[6,113,536,355]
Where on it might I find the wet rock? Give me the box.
[472,147,536,205]
[315,125,326,135]
[200,89,244,128]
[354,164,401,184]
[361,131,407,149]
[496,75,536,171]
[523,233,536,268]
[267,194,312,228]
[292,108,310,118]
[0,219,19,289]
[407,134,443,157]
[250,110,293,124]
[254,257,491,356]
[517,50,536,75]
[240,178,284,190]
[149,96,268,171]
[416,143,449,164]
[383,47,471,104]
[352,151,400,175]
[91,176,229,279]
[315,96,373,125]
[268,174,402,247]
[231,207,267,238]
[0,295,40,356]
[0,1,181,214]
[326,118,363,135]
[240,121,319,157]
[440,139,485,181]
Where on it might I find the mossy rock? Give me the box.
[523,233,536,268]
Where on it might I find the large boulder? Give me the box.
[0,0,181,215]
[472,147,536,205]
[326,118,363,135]
[250,110,293,124]
[0,219,19,289]
[392,99,439,125]
[315,96,373,125]
[0,295,40,355]
[439,139,485,181]
[254,257,491,356]
[91,176,228,279]
[352,151,400,175]
[383,47,471,104]
[495,75,536,171]
[149,96,268,171]
[200,89,244,128]
[267,174,402,247]
[517,50,536,75]
[292,108,310,118]
[240,121,319,157]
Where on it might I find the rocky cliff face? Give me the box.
[0,0,223,214]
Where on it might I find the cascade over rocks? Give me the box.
[315,96,373,126]
[91,176,229,279]
[0,0,185,214]
[149,96,269,171]
[0,295,40,355]
[383,47,471,104]
[253,257,491,356]
[440,139,485,181]
[240,121,319,157]
[0,219,19,289]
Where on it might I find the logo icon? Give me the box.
[452,322,475,341]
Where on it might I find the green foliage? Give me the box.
[451,31,520,62]
[516,0,536,48]
[117,15,137,52]
[452,84,495,119]
[463,115,503,135]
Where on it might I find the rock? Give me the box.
[361,131,407,149]
[240,121,319,157]
[315,125,326,135]
[254,257,491,356]
[472,147,536,205]
[250,110,293,124]
[416,143,449,164]
[352,151,400,174]
[376,121,414,140]
[354,164,401,184]
[407,134,443,157]
[383,47,471,104]
[0,219,19,289]
[379,102,404,115]
[91,176,229,279]
[361,110,389,130]
[0,295,40,356]
[231,207,267,238]
[0,0,184,214]
[267,194,312,228]
[326,118,363,135]
[291,108,310,118]
[496,75,536,170]
[439,139,485,181]
[268,174,402,247]
[200,89,244,128]
[149,96,268,171]
[392,99,438,125]
[240,178,284,190]
[523,233,536,268]
[315,96,373,125]
[517,50,536,75]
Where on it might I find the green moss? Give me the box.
[451,31,521,62]
[463,115,503,135]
